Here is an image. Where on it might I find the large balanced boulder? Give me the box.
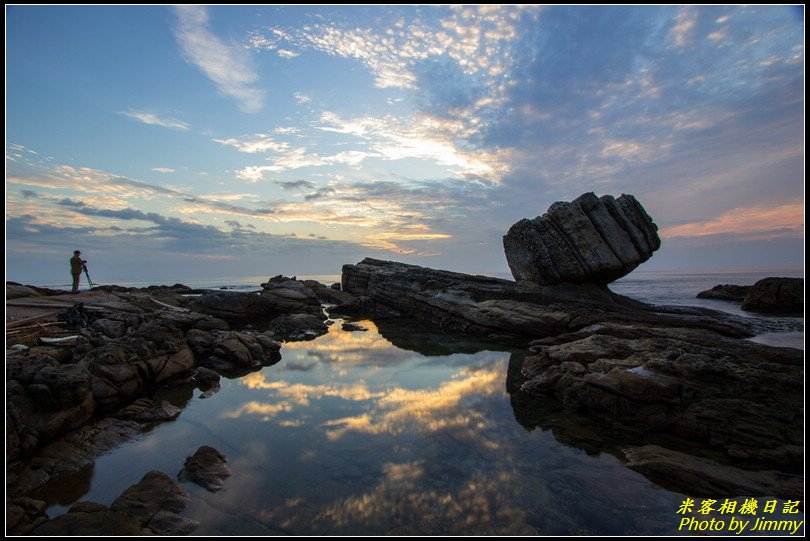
[503,192,660,285]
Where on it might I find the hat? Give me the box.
[74,250,81,254]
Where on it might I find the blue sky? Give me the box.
[6,5,805,285]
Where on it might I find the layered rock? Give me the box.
[191,276,326,321]
[340,258,756,340]
[519,322,804,497]
[503,192,660,285]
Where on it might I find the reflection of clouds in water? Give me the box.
[324,367,501,442]
[314,461,527,534]
[283,360,317,371]
[282,320,417,367]
[241,372,384,404]
[221,400,293,421]
[229,363,504,447]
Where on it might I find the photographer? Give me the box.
[69,250,87,293]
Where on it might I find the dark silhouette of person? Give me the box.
[70,250,86,293]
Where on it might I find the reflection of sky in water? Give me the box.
[44,318,702,534]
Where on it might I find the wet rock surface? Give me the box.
[178,445,232,492]
[503,193,660,285]
[28,471,198,536]
[341,258,757,340]
[4,282,294,503]
[518,322,804,498]
[341,259,803,499]
[190,276,326,322]
[266,313,329,341]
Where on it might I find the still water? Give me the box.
[41,317,690,535]
[35,269,803,534]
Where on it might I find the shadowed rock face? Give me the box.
[741,277,804,315]
[503,192,660,285]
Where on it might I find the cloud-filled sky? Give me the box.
[6,6,805,285]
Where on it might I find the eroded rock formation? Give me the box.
[503,192,660,285]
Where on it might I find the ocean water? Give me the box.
[24,268,804,534]
[609,269,804,350]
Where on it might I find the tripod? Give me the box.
[82,263,97,289]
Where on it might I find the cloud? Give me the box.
[316,111,508,182]
[119,110,190,130]
[660,200,804,240]
[150,167,175,173]
[669,6,698,48]
[213,134,290,154]
[234,148,373,180]
[173,5,264,113]
[276,180,316,190]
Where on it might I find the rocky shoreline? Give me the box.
[5,277,349,535]
[697,277,804,316]
[5,193,805,535]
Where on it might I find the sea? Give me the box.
[23,268,805,535]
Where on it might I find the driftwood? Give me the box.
[6,302,105,312]
[38,335,81,345]
[5,312,59,329]
[6,321,66,333]
[150,297,190,313]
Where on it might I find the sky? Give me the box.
[5,5,805,285]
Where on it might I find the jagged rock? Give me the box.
[186,329,281,373]
[33,470,198,535]
[519,322,804,497]
[342,322,369,332]
[110,470,192,527]
[191,277,325,321]
[76,322,195,411]
[696,284,752,301]
[741,277,803,315]
[191,366,221,398]
[5,497,49,535]
[503,192,660,285]
[303,279,357,305]
[6,355,95,459]
[114,398,182,423]
[267,313,329,341]
[177,445,231,492]
[341,258,755,340]
[91,318,127,338]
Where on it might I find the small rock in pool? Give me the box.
[342,322,369,332]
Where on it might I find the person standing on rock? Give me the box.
[70,250,86,293]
